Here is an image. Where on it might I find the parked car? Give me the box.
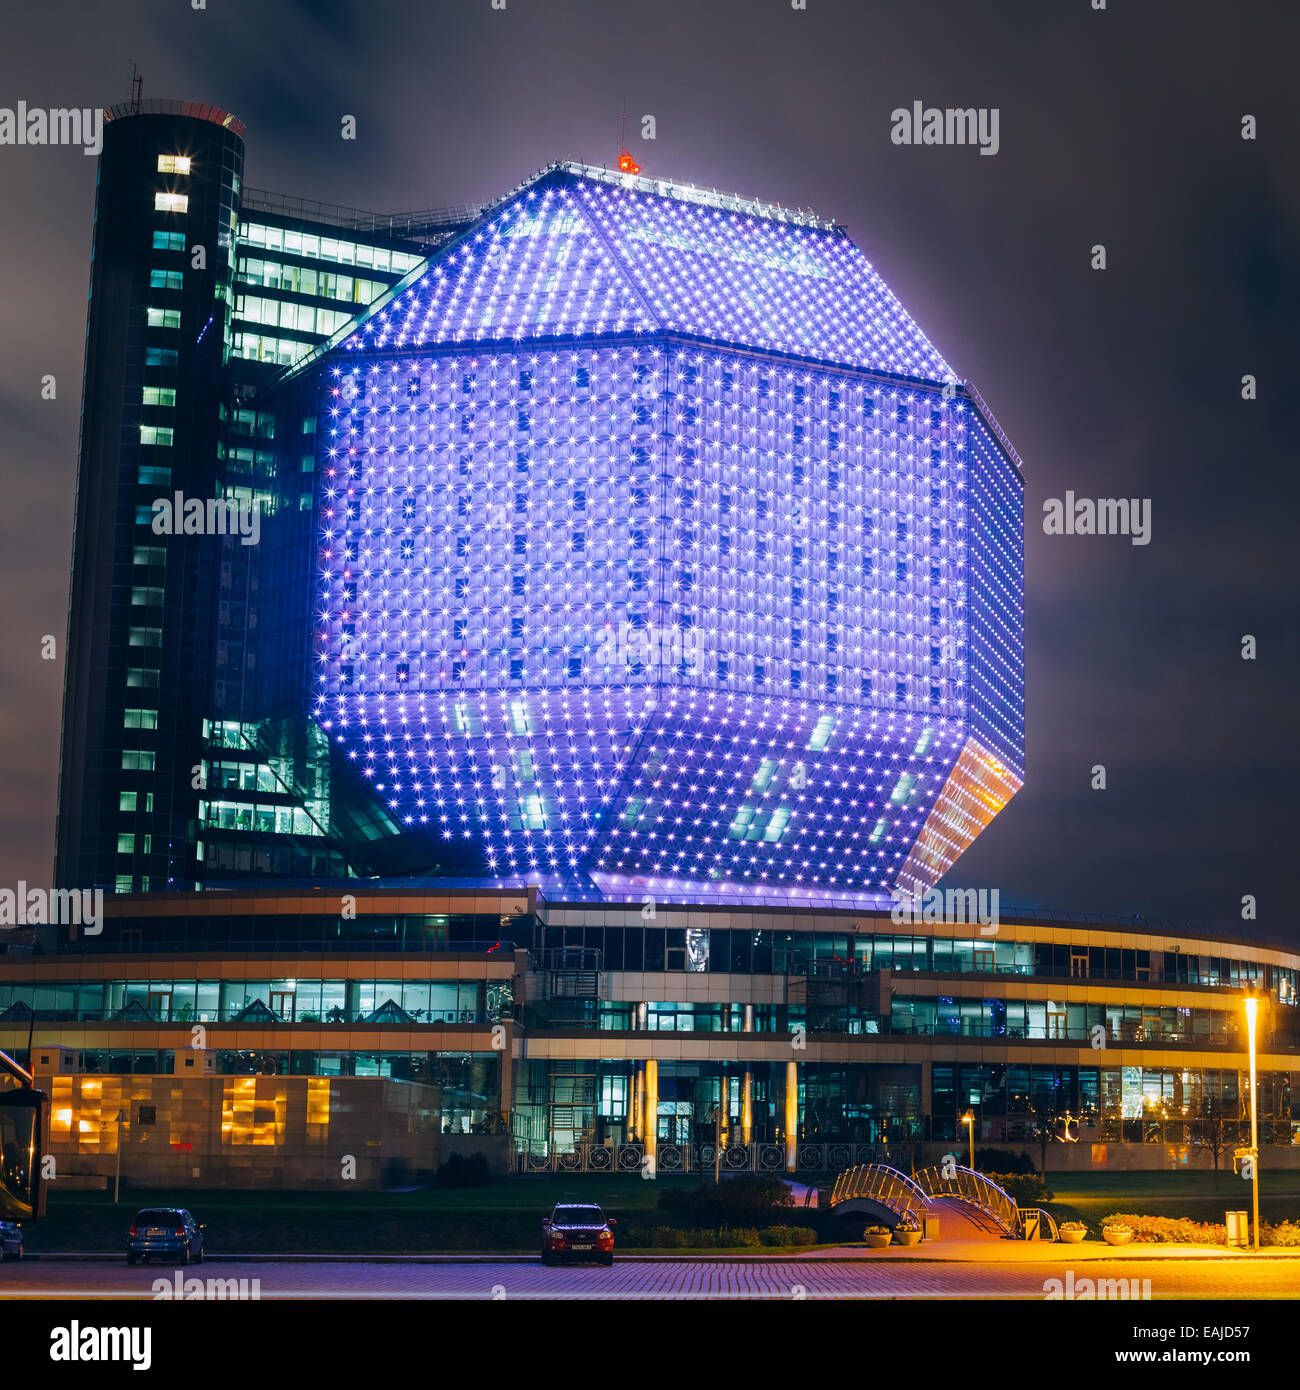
[126,1208,204,1265]
[0,1220,22,1261]
[541,1203,616,1266]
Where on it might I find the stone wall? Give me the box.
[44,1074,441,1190]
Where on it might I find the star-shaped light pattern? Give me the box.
[313,167,1024,893]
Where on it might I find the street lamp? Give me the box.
[1242,988,1262,1253]
[112,1109,127,1204]
[961,1110,975,1170]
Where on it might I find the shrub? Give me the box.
[759,1225,818,1246]
[974,1147,1034,1175]
[1058,1220,1087,1233]
[716,1226,763,1248]
[434,1151,491,1188]
[658,1174,794,1228]
[1262,1220,1300,1248]
[863,1225,892,1237]
[984,1171,1053,1205]
[1099,1214,1226,1244]
[648,1226,692,1248]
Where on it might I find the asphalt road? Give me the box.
[2,1256,1294,1299]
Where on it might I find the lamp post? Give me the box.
[1243,989,1261,1253]
[961,1110,975,1170]
[113,1109,127,1204]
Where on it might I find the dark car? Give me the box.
[541,1203,616,1265]
[0,1220,22,1261]
[126,1208,204,1266]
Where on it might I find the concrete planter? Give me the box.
[862,1232,892,1249]
[1103,1228,1133,1247]
[892,1229,923,1247]
[1058,1228,1086,1244]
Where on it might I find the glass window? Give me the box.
[154,192,189,214]
[156,155,191,174]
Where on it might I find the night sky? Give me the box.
[0,0,1295,935]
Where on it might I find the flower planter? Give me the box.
[892,1230,923,1247]
[862,1233,892,1249]
[1103,1229,1133,1247]
[1058,1228,1086,1244]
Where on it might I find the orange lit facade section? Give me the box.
[221,1076,287,1146]
[896,736,1024,893]
[48,1076,128,1152]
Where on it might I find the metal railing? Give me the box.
[829,1163,932,1221]
[961,379,1024,475]
[1021,1207,1059,1241]
[516,1141,884,1174]
[915,1164,1019,1236]
[240,187,483,237]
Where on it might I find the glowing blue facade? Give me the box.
[312,165,1024,899]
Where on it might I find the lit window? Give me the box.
[807,714,835,752]
[123,708,159,730]
[141,387,176,408]
[157,155,192,174]
[154,192,189,214]
[139,425,174,447]
[146,308,181,330]
[149,270,183,292]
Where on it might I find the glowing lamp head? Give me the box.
[617,148,641,174]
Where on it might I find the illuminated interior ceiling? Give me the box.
[312,165,1024,894]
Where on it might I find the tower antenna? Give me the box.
[617,104,640,175]
[129,61,143,112]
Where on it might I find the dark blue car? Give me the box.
[126,1207,204,1265]
[0,1220,22,1260]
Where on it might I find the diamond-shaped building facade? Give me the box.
[311,164,1024,899]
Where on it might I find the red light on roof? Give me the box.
[617,148,641,175]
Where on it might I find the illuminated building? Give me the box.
[309,162,1024,902]
[26,108,1285,1182]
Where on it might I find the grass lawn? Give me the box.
[27,1170,1300,1254]
[1043,1170,1300,1231]
[31,1175,710,1254]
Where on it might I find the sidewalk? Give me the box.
[22,1241,1300,1264]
